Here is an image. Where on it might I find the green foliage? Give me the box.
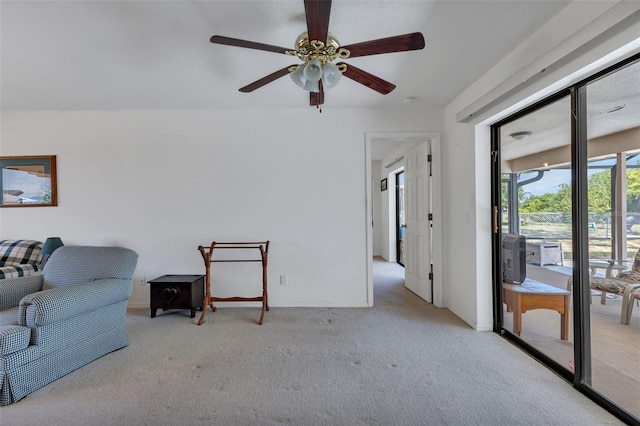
[520,182,572,212]
[504,168,640,214]
[515,168,640,213]
[587,170,611,212]
[627,169,640,212]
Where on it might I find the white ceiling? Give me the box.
[0,0,571,112]
[3,1,637,163]
[501,59,640,162]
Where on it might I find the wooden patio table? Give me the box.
[503,279,570,341]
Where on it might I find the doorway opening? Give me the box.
[396,170,406,267]
[365,131,443,308]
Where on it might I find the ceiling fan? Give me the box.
[210,0,425,109]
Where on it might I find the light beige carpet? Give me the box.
[0,259,623,425]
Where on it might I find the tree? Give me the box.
[587,170,611,212]
[627,168,640,212]
[519,170,610,212]
[520,182,572,212]
[512,167,640,214]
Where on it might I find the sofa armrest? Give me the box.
[0,273,43,311]
[18,278,133,327]
[0,263,40,280]
[0,325,31,356]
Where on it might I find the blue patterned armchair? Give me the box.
[0,245,138,405]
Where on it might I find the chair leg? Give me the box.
[621,285,638,325]
[621,289,630,324]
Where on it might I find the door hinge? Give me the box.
[427,154,432,162]
[428,213,433,221]
[429,272,433,281]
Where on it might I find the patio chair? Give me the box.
[588,248,640,313]
[596,248,640,281]
[622,285,640,325]
[566,274,640,325]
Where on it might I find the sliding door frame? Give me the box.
[491,88,574,381]
[491,52,640,425]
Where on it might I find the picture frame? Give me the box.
[380,178,388,191]
[0,155,57,207]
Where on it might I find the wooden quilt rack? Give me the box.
[197,241,269,325]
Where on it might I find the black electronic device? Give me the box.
[502,233,527,284]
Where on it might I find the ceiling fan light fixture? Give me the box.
[290,65,307,88]
[303,59,323,83]
[290,65,319,92]
[305,80,320,92]
[321,62,342,89]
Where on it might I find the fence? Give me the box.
[503,212,640,239]
[501,212,640,260]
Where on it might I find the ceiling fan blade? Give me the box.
[239,66,294,93]
[337,62,396,95]
[304,0,332,43]
[341,32,425,58]
[310,81,325,106]
[210,35,290,55]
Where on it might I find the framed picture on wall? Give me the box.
[380,178,388,191]
[0,155,57,207]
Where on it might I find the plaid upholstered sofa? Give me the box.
[0,245,138,405]
[0,240,43,279]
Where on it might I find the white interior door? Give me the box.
[404,141,432,302]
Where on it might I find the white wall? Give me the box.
[0,108,442,308]
[3,1,638,330]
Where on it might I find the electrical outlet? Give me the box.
[280,275,287,285]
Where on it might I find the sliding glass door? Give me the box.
[497,94,574,371]
[492,54,640,423]
[584,59,640,417]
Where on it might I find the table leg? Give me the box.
[561,294,569,341]
[513,294,522,336]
